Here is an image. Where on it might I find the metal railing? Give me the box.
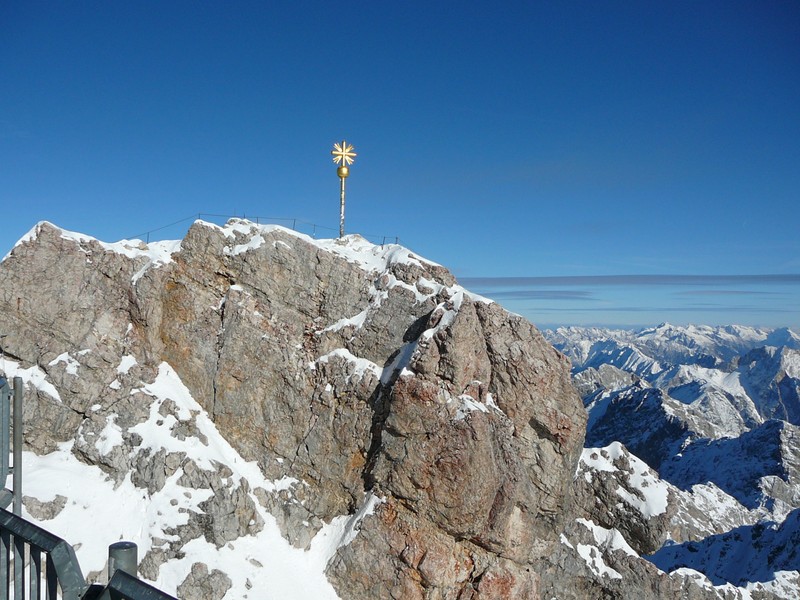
[0,377,22,515]
[0,508,178,600]
[0,506,90,600]
[95,569,177,600]
[127,212,401,246]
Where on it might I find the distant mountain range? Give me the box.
[545,324,800,595]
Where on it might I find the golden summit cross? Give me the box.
[331,140,356,237]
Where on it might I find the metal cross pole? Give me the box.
[331,140,356,238]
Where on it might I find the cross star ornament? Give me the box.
[331,140,357,166]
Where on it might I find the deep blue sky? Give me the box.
[2,2,798,327]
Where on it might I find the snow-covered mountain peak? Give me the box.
[199,218,442,277]
[4,221,182,283]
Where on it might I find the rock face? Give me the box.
[0,220,589,598]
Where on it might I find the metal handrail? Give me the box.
[0,509,178,600]
[97,570,177,600]
[0,507,88,600]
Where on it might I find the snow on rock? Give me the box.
[0,357,61,401]
[204,219,436,276]
[669,482,765,543]
[94,415,123,456]
[117,355,137,375]
[576,518,640,557]
[4,221,181,282]
[556,323,800,597]
[659,419,800,514]
[580,443,669,518]
[648,508,800,589]
[15,361,381,599]
[322,308,369,333]
[224,233,266,256]
[205,218,491,305]
[570,518,638,580]
[668,568,753,598]
[451,391,504,421]
[309,349,383,385]
[576,543,623,580]
[48,352,81,376]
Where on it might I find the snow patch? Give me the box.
[224,234,265,256]
[48,352,80,376]
[117,355,137,375]
[577,518,638,557]
[49,223,181,284]
[306,493,383,572]
[576,543,622,579]
[0,358,61,401]
[560,533,575,550]
[203,218,441,277]
[322,309,369,333]
[94,415,123,456]
[451,392,504,421]
[311,349,382,384]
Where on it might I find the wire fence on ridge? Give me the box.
[127,213,401,247]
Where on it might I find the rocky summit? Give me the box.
[2,220,796,599]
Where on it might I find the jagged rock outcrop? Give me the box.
[0,220,589,598]
[7,220,780,598]
[573,363,635,399]
[574,443,675,555]
[177,563,232,600]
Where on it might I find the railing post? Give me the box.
[12,377,22,517]
[0,378,10,496]
[108,541,138,580]
[13,533,23,600]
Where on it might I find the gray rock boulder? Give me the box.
[176,562,232,600]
